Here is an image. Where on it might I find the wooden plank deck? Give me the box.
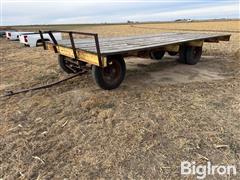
[54,32,230,55]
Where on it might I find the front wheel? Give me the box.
[92,56,126,90]
[58,55,82,74]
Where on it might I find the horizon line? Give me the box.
[1,18,239,27]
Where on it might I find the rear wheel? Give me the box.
[149,50,165,60]
[92,56,126,90]
[58,55,82,74]
[185,46,202,65]
[178,45,202,65]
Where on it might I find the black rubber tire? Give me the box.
[58,55,75,74]
[168,51,178,56]
[185,46,202,65]
[92,56,126,90]
[178,45,187,64]
[150,50,165,60]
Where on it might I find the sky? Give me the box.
[1,0,239,25]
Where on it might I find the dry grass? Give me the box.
[0,20,240,179]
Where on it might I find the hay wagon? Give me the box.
[39,30,230,90]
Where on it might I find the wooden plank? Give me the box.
[69,33,188,47]
[63,34,203,52]
[58,33,187,51]
[59,32,180,46]
[70,34,210,53]
[99,37,228,55]
[98,34,230,54]
[63,33,230,54]
[59,33,229,49]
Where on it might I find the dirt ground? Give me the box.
[0,20,240,179]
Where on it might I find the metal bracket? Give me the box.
[48,31,58,53]
[39,30,46,50]
[69,32,78,60]
[94,34,102,67]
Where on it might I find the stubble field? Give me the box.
[0,20,240,179]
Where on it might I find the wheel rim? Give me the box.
[102,60,121,84]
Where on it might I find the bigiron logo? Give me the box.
[181,161,238,179]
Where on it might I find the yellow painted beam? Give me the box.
[163,44,179,52]
[187,40,203,47]
[47,44,107,67]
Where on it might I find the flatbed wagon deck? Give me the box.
[39,30,230,90]
[50,32,230,55]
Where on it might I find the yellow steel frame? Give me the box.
[46,40,204,66]
[46,43,107,67]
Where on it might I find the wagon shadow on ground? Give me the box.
[123,56,226,88]
[38,55,228,95]
[1,55,227,96]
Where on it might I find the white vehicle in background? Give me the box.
[19,32,62,47]
[6,31,33,40]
